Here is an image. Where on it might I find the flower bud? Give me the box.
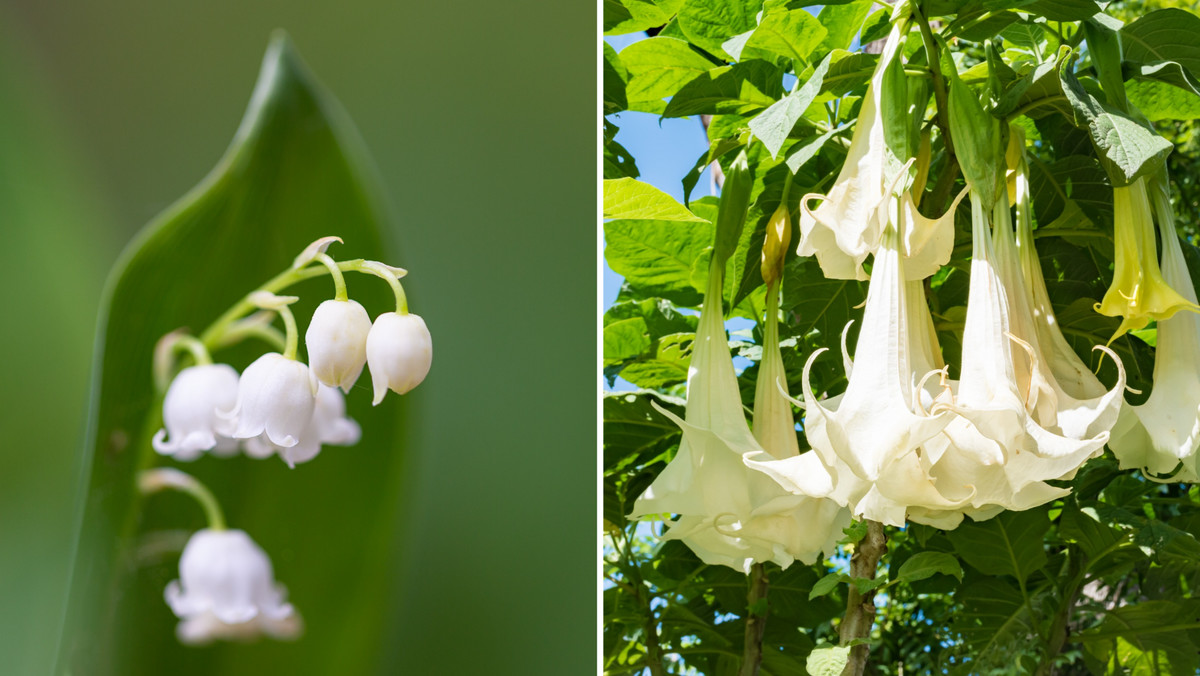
[223,353,316,447]
[760,202,791,288]
[305,299,371,392]
[366,312,432,404]
[165,529,300,645]
[153,364,240,461]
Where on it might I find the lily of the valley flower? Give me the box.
[1095,177,1198,341]
[224,352,317,448]
[244,385,362,467]
[153,364,241,461]
[366,312,433,404]
[1109,173,1200,479]
[631,255,844,572]
[165,529,301,645]
[306,299,372,392]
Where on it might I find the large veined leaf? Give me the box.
[56,34,411,676]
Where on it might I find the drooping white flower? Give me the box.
[244,384,362,467]
[1109,173,1200,479]
[912,189,1114,526]
[305,299,372,392]
[153,364,240,461]
[224,353,316,448]
[366,312,433,404]
[165,529,301,645]
[631,261,845,572]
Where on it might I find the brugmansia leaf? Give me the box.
[805,644,851,676]
[750,53,833,158]
[619,37,717,114]
[897,551,964,583]
[603,42,629,114]
[677,0,764,60]
[948,508,1050,584]
[1121,9,1200,79]
[57,34,408,676]
[1081,601,1200,675]
[662,60,786,117]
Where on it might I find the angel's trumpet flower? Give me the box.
[1095,177,1198,342]
[796,4,965,281]
[914,189,1111,525]
[1109,173,1200,479]
[630,258,845,572]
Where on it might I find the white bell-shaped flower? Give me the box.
[165,529,301,645]
[153,364,240,461]
[366,312,433,404]
[1109,174,1200,478]
[305,298,372,392]
[244,384,362,467]
[632,262,845,572]
[224,353,316,448]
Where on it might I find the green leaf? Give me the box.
[805,644,851,676]
[604,120,641,179]
[57,35,408,676]
[604,42,629,114]
[621,37,717,114]
[821,49,878,96]
[621,333,694,389]
[604,317,651,363]
[953,580,1039,670]
[817,0,874,54]
[1059,56,1173,186]
[603,178,711,222]
[603,391,684,472]
[1028,154,1111,225]
[897,551,964,584]
[785,125,848,173]
[742,9,828,64]
[1121,8,1200,80]
[1024,0,1099,21]
[781,255,864,344]
[662,60,786,117]
[749,53,833,158]
[604,219,713,304]
[677,0,765,60]
[1124,63,1200,122]
[999,20,1044,51]
[605,0,678,35]
[1081,601,1200,674]
[808,573,843,600]
[948,508,1050,584]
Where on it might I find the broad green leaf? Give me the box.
[604,120,641,179]
[1025,0,1099,21]
[749,53,833,158]
[602,391,684,472]
[605,0,678,35]
[741,9,828,64]
[603,178,710,222]
[603,317,651,364]
[604,219,714,304]
[953,580,1039,671]
[817,0,873,54]
[1028,154,1111,225]
[620,37,717,114]
[57,36,409,676]
[994,47,1071,120]
[677,0,765,60]
[999,20,1044,51]
[1126,72,1200,122]
[955,10,1020,42]
[1059,57,1173,186]
[808,572,844,600]
[1121,9,1200,80]
[820,50,878,96]
[805,644,851,676]
[604,42,629,114]
[781,255,864,343]
[948,508,1050,584]
[896,551,964,584]
[1081,601,1200,675]
[785,125,848,173]
[662,61,786,117]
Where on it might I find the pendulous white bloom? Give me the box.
[1109,173,1200,479]
[305,298,372,392]
[244,384,362,467]
[366,312,432,405]
[165,529,301,645]
[153,364,240,461]
[223,353,316,448]
[632,258,846,572]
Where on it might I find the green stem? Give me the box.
[278,303,299,360]
[138,468,226,531]
[314,252,349,301]
[360,261,409,314]
[739,563,770,676]
[912,3,960,215]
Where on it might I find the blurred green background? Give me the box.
[0,1,594,674]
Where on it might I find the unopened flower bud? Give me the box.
[305,299,371,392]
[760,202,791,288]
[366,312,432,404]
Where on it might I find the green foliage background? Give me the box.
[0,2,594,674]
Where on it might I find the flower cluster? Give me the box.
[144,237,431,644]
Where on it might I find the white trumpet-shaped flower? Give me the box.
[1109,174,1200,479]
[244,385,362,467]
[223,353,317,448]
[165,529,301,645]
[366,312,433,404]
[631,262,844,572]
[306,299,372,393]
[912,189,1114,526]
[153,364,241,461]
